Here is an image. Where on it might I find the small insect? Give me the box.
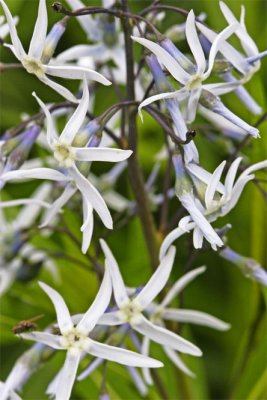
[12,314,44,335]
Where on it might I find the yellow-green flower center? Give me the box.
[22,57,45,78]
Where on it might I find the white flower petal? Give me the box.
[0,0,25,59]
[204,81,240,96]
[161,266,206,307]
[1,168,69,183]
[204,23,239,79]
[70,165,113,229]
[60,78,89,144]
[64,0,99,40]
[186,87,201,123]
[138,89,186,122]
[224,157,243,198]
[81,200,94,254]
[193,226,204,249]
[19,332,63,349]
[205,160,226,210]
[88,340,163,368]
[159,226,189,261]
[141,337,153,385]
[78,267,112,334]
[44,65,111,86]
[134,315,202,356]
[162,309,230,331]
[186,163,226,195]
[196,22,248,75]
[39,282,73,334]
[32,92,58,147]
[135,246,176,310]
[99,238,129,306]
[39,74,78,103]
[56,352,80,400]
[41,183,77,227]
[132,36,190,85]
[0,198,49,209]
[28,0,47,60]
[186,10,206,74]
[97,310,122,326]
[56,44,105,62]
[180,192,223,248]
[163,346,195,377]
[74,147,132,162]
[223,175,254,214]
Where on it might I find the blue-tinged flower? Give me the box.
[132,10,239,124]
[19,273,162,400]
[160,156,267,258]
[98,240,202,357]
[141,266,230,383]
[220,247,267,286]
[0,0,111,102]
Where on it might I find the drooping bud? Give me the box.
[72,119,101,148]
[41,18,68,64]
[220,247,267,286]
[146,54,171,93]
[160,37,195,73]
[172,153,193,198]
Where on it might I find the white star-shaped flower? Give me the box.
[160,157,267,258]
[0,0,111,102]
[1,79,132,253]
[98,240,202,358]
[19,270,162,400]
[132,10,240,124]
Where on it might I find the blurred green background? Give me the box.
[0,0,267,399]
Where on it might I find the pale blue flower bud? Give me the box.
[41,19,67,63]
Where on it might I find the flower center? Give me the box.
[53,142,75,167]
[22,57,45,78]
[186,74,203,90]
[60,327,90,355]
[120,300,142,325]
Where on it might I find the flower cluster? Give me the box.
[0,0,266,399]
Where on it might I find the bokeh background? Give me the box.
[0,0,266,399]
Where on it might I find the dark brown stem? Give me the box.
[121,0,159,271]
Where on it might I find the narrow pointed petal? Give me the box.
[193,226,204,249]
[204,81,240,96]
[56,44,104,62]
[204,23,239,79]
[162,309,230,331]
[197,22,249,75]
[138,89,186,122]
[163,346,195,377]
[60,78,89,144]
[135,246,176,310]
[205,160,226,210]
[39,282,73,334]
[186,10,206,74]
[186,88,201,123]
[41,184,77,227]
[44,65,111,86]
[239,160,267,178]
[127,365,148,396]
[219,1,258,56]
[223,175,254,214]
[1,168,69,183]
[186,163,225,194]
[70,165,113,229]
[99,239,129,306]
[81,200,94,254]
[28,0,47,59]
[132,36,190,85]
[161,266,206,307]
[88,340,163,368]
[159,226,188,261]
[56,352,80,400]
[3,43,21,60]
[0,0,25,59]
[224,157,242,198]
[0,198,49,209]
[134,315,202,356]
[141,337,153,385]
[74,148,132,162]
[97,310,122,326]
[19,332,63,349]
[78,268,112,334]
[180,192,223,248]
[39,74,78,103]
[32,92,58,147]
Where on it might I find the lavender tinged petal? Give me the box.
[160,37,195,73]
